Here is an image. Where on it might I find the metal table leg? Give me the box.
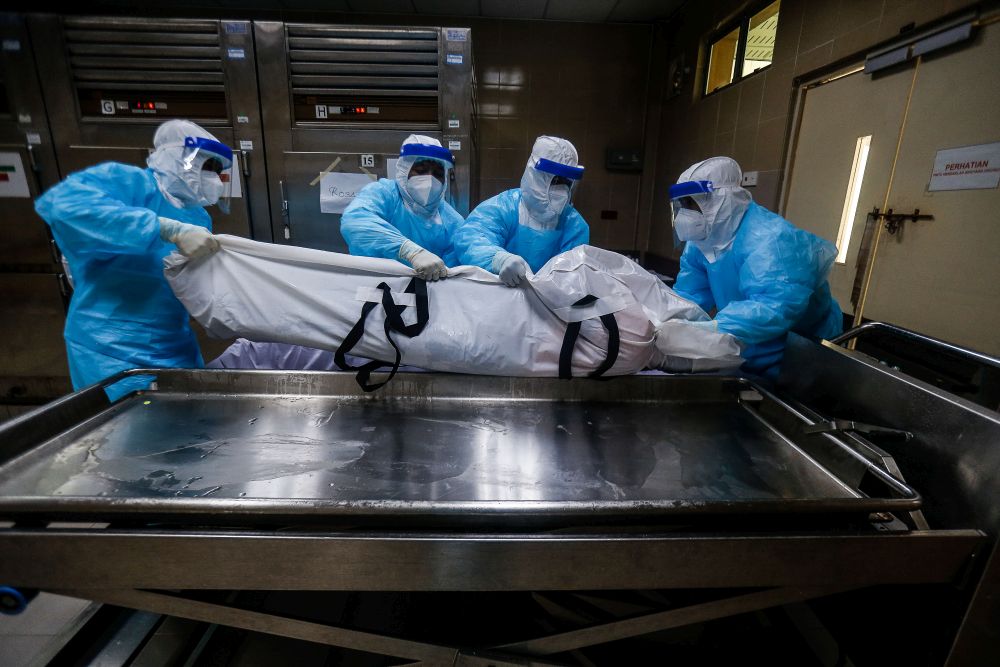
[495,585,860,656]
[54,588,461,665]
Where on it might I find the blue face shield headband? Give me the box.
[400,143,456,165]
[534,158,585,181]
[668,180,714,200]
[183,136,234,168]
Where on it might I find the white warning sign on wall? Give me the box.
[320,172,376,214]
[0,152,31,198]
[928,141,1000,191]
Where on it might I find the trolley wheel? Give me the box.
[0,586,39,615]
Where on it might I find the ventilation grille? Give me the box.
[287,25,439,97]
[64,17,223,92]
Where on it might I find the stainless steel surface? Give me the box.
[438,26,475,217]
[778,334,1000,667]
[832,321,1000,372]
[802,418,913,441]
[0,15,71,408]
[27,15,270,242]
[254,21,476,251]
[0,15,61,271]
[0,357,989,662]
[779,335,1000,533]
[280,150,391,252]
[0,528,983,591]
[0,372,921,524]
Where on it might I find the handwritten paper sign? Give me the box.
[319,172,376,214]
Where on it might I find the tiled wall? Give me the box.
[645,0,978,261]
[469,19,653,251]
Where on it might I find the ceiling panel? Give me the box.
[210,0,681,22]
[344,0,415,14]
[544,0,616,22]
[607,0,685,22]
[412,0,480,15]
[272,0,352,9]
[480,0,547,19]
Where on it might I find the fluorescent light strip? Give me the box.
[836,135,872,264]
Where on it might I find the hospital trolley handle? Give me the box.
[831,322,1000,372]
[0,368,158,466]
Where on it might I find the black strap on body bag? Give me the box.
[335,278,429,391]
[558,295,621,380]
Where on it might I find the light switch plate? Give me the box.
[741,171,758,186]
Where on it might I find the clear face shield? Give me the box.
[180,136,234,213]
[531,157,585,217]
[398,142,456,209]
[669,180,714,247]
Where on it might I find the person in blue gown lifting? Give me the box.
[340,134,463,280]
[455,136,590,286]
[35,119,233,400]
[670,156,843,377]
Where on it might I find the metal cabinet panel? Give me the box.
[254,21,476,251]
[0,14,62,272]
[0,15,70,404]
[26,15,271,242]
[0,146,55,269]
[281,150,391,252]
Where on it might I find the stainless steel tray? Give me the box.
[0,370,921,526]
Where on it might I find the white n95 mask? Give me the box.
[199,172,225,206]
[673,208,708,242]
[546,184,571,218]
[407,175,443,207]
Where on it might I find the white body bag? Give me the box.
[165,237,742,390]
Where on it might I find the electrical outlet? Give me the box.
[741,171,758,186]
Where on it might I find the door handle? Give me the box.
[25,143,44,194]
[279,179,290,240]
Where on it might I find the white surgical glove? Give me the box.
[159,217,219,260]
[493,251,530,287]
[399,240,447,281]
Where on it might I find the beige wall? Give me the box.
[646,0,980,261]
[471,19,652,251]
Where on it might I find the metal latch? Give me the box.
[804,419,913,441]
[868,206,933,235]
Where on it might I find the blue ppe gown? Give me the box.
[453,189,590,273]
[340,178,464,267]
[35,162,211,400]
[674,202,843,376]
